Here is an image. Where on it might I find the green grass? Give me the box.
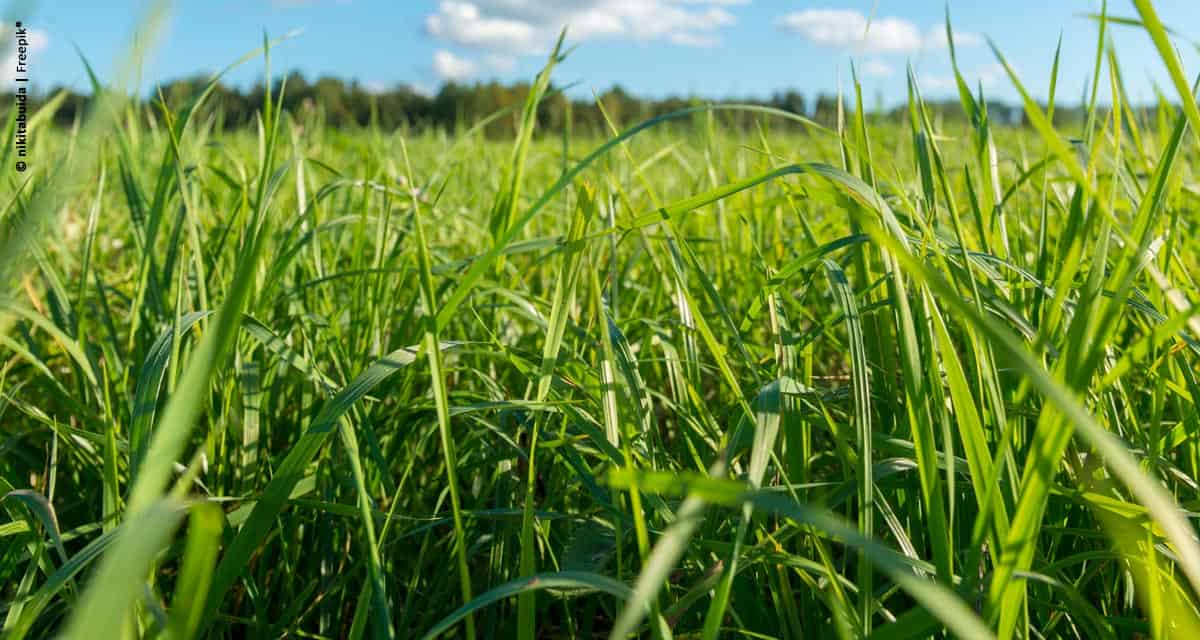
[5,4,1200,638]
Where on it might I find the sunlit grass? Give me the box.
[3,3,1200,638]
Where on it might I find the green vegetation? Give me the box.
[7,70,1030,138]
[4,5,1200,639]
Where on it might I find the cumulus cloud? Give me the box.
[431,49,519,82]
[976,62,1006,87]
[916,72,954,92]
[918,63,1007,92]
[425,1,742,81]
[427,2,540,53]
[483,53,517,73]
[1,23,49,88]
[777,9,978,54]
[861,59,893,78]
[923,27,981,49]
[433,49,478,82]
[427,1,737,53]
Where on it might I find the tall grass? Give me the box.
[4,2,1200,638]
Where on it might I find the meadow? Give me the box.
[4,3,1200,638]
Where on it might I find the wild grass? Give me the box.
[4,3,1200,638]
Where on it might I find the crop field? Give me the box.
[4,3,1200,639]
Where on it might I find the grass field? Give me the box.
[5,3,1200,638]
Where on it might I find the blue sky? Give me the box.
[5,1,1200,106]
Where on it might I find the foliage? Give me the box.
[3,4,1200,639]
[4,73,1047,137]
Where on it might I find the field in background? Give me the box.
[4,4,1200,639]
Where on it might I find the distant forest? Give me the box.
[2,72,1154,136]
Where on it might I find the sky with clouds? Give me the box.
[4,1,1200,106]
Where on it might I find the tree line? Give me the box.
[3,71,1132,136]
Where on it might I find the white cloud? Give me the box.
[776,9,979,54]
[1,23,49,88]
[431,49,522,82]
[916,72,954,91]
[978,62,1006,86]
[425,1,740,58]
[922,26,982,50]
[777,10,917,52]
[862,59,893,78]
[483,53,517,72]
[433,49,478,82]
[427,2,539,53]
[918,63,1007,93]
